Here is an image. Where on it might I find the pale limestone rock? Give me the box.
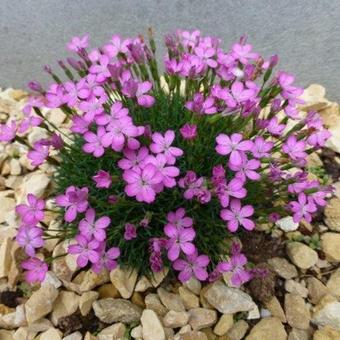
[179,330,208,340]
[141,309,165,340]
[79,291,99,316]
[0,238,13,279]
[39,327,63,340]
[27,318,52,333]
[178,286,199,310]
[213,313,233,336]
[265,296,286,323]
[227,320,249,340]
[0,194,15,224]
[13,327,36,340]
[188,308,217,331]
[163,310,189,328]
[267,257,298,279]
[321,232,340,262]
[25,284,59,324]
[78,269,110,292]
[183,277,201,295]
[130,325,143,339]
[286,242,318,269]
[15,171,50,203]
[300,84,329,111]
[326,268,340,299]
[204,281,255,314]
[84,332,98,340]
[51,291,80,325]
[285,293,310,330]
[45,109,66,127]
[150,268,169,287]
[307,277,329,304]
[157,287,185,312]
[51,242,77,282]
[93,298,142,324]
[324,198,340,231]
[313,325,340,340]
[247,304,260,320]
[0,304,27,330]
[145,293,167,316]
[312,295,340,330]
[109,267,137,299]
[0,330,14,340]
[42,271,62,289]
[276,216,299,232]
[288,328,311,340]
[97,323,126,340]
[97,283,120,299]
[285,280,308,298]
[135,276,152,292]
[246,317,287,340]
[63,332,82,340]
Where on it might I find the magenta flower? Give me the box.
[146,154,180,189]
[217,178,247,208]
[251,136,274,158]
[68,234,100,268]
[55,186,89,222]
[82,126,107,157]
[278,72,304,100]
[21,257,48,284]
[165,208,193,230]
[122,80,155,107]
[215,133,253,166]
[229,154,261,181]
[16,226,44,257]
[266,117,286,136]
[79,208,110,241]
[123,164,163,203]
[180,123,197,140]
[0,121,17,143]
[71,115,90,134]
[27,141,50,167]
[185,93,217,115]
[16,194,45,225]
[118,147,149,171]
[92,246,120,273]
[282,135,307,161]
[124,223,137,240]
[173,251,210,282]
[307,129,331,148]
[90,55,111,82]
[222,81,257,108]
[18,114,42,134]
[289,193,317,223]
[67,34,89,52]
[165,226,196,261]
[92,170,112,189]
[232,43,259,64]
[178,171,204,200]
[220,199,255,232]
[150,130,183,165]
[194,45,217,68]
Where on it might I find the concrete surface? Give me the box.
[0,0,339,100]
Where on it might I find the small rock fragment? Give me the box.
[312,295,340,330]
[188,308,217,330]
[306,277,329,304]
[163,310,189,328]
[246,317,287,340]
[183,278,201,295]
[157,287,185,312]
[51,291,80,325]
[324,197,340,231]
[326,268,340,299]
[109,267,138,299]
[265,296,286,323]
[227,320,249,340]
[267,257,298,279]
[141,309,165,340]
[321,233,340,262]
[213,313,233,336]
[145,293,167,316]
[276,216,299,231]
[79,291,99,316]
[286,242,318,269]
[178,286,199,309]
[285,280,308,298]
[313,325,340,340]
[97,323,126,340]
[285,293,311,330]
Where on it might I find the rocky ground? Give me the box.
[0,84,340,340]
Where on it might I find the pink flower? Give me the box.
[96,101,129,127]
[165,208,193,230]
[27,141,50,167]
[232,43,259,64]
[195,45,217,68]
[67,34,89,52]
[217,178,247,208]
[289,193,317,223]
[79,208,110,241]
[215,133,253,166]
[92,246,120,273]
[173,251,210,282]
[266,117,285,136]
[55,186,89,222]
[220,199,255,232]
[16,194,45,225]
[18,114,42,134]
[123,164,163,203]
[165,226,196,261]
[150,130,183,165]
[124,223,137,240]
[222,81,257,108]
[118,147,149,171]
[307,129,331,148]
[21,257,48,283]
[251,136,274,158]
[71,115,90,134]
[185,93,217,115]
[229,154,261,181]
[82,127,107,157]
[16,226,44,257]
[68,234,100,268]
[0,121,17,143]
[92,170,112,189]
[146,154,180,189]
[180,123,197,140]
[282,135,307,161]
[179,171,204,200]
[122,80,155,107]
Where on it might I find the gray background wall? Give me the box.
[0,0,339,100]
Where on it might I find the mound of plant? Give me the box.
[0,29,332,285]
